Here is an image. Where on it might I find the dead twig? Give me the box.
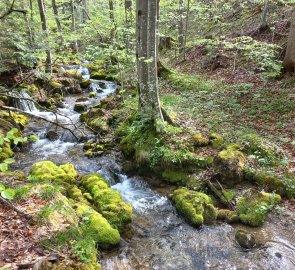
[0,196,33,220]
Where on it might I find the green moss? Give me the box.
[50,81,63,88]
[170,188,217,226]
[209,133,224,149]
[192,132,209,147]
[63,70,83,80]
[0,142,14,161]
[74,103,87,113]
[90,70,108,80]
[68,185,89,204]
[76,204,120,247]
[85,60,107,72]
[81,80,91,89]
[80,174,132,230]
[162,170,189,184]
[236,191,281,226]
[28,161,78,184]
[217,209,239,223]
[88,92,97,98]
[214,146,246,186]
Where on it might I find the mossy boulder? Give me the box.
[67,185,89,205]
[170,188,217,226]
[209,133,224,149]
[50,81,63,89]
[74,103,87,113]
[80,174,132,230]
[90,70,108,80]
[28,161,78,184]
[236,191,281,227]
[162,170,189,184]
[214,145,246,186]
[235,229,256,249]
[76,204,120,248]
[192,132,209,147]
[63,70,83,80]
[85,60,107,72]
[217,209,239,223]
[89,91,97,98]
[0,142,14,161]
[81,79,91,89]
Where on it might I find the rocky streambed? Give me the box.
[8,65,295,270]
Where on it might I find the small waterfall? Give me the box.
[64,65,90,80]
[11,89,38,112]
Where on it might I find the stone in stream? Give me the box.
[46,130,59,141]
[74,103,87,113]
[235,229,256,249]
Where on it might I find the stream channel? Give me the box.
[11,65,295,270]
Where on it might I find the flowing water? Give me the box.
[12,66,295,270]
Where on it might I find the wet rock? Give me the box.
[74,103,87,113]
[235,229,256,249]
[89,91,97,98]
[46,130,59,141]
[76,97,89,102]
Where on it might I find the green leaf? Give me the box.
[0,163,8,172]
[4,158,15,165]
[0,184,5,192]
[1,188,16,200]
[29,135,39,142]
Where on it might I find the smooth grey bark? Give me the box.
[83,0,88,21]
[183,0,190,60]
[283,9,295,72]
[37,0,52,73]
[260,0,269,30]
[136,0,163,121]
[125,0,132,51]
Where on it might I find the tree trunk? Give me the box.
[125,0,132,51]
[83,0,88,21]
[183,0,190,61]
[136,0,163,121]
[260,0,269,31]
[51,0,64,46]
[71,0,79,52]
[178,0,184,55]
[284,9,295,73]
[109,0,115,41]
[37,0,52,73]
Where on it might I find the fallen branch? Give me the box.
[0,196,33,220]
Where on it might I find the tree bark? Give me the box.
[51,0,64,46]
[136,0,163,121]
[109,0,116,41]
[71,0,79,52]
[37,0,52,73]
[125,0,132,51]
[178,0,184,55]
[283,9,295,73]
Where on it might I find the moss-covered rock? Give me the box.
[80,174,132,230]
[28,161,78,184]
[74,103,87,113]
[90,70,108,80]
[76,204,120,247]
[162,170,189,184]
[209,133,224,149]
[0,142,14,161]
[170,187,217,226]
[236,191,281,226]
[217,209,239,223]
[67,185,89,205]
[88,92,97,98]
[63,70,83,80]
[81,79,91,89]
[214,145,246,186]
[192,132,209,147]
[235,229,256,249]
[50,81,63,88]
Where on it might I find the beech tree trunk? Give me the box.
[71,0,78,52]
[283,9,295,73]
[178,0,184,55]
[136,0,163,121]
[37,0,52,73]
[125,0,132,51]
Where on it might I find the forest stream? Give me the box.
[10,66,295,270]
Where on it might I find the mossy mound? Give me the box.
[162,170,190,184]
[236,191,281,226]
[90,70,108,80]
[214,145,246,186]
[63,70,83,80]
[0,142,14,161]
[80,108,109,134]
[192,132,209,147]
[81,79,91,89]
[76,204,120,247]
[235,229,256,249]
[74,103,87,113]
[217,209,239,223]
[28,161,78,184]
[209,133,224,149]
[88,92,97,98]
[170,187,217,226]
[80,174,132,230]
